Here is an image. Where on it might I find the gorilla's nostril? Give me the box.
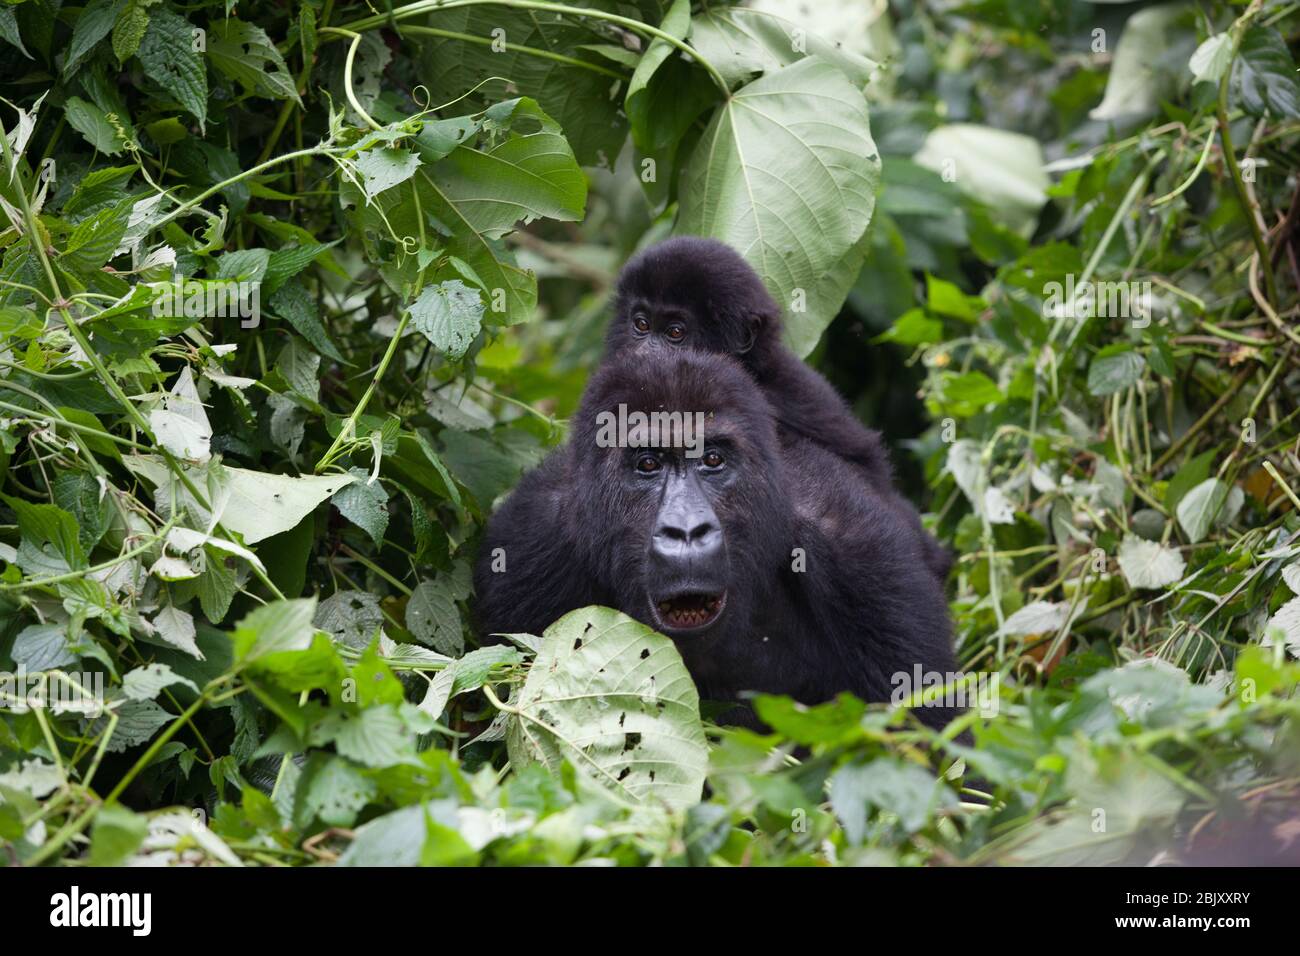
[688,522,716,543]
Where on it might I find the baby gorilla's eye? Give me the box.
[701,450,724,469]
[635,453,661,474]
[632,313,651,333]
[665,323,686,342]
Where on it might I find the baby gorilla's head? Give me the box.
[607,236,783,366]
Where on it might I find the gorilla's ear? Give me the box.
[725,310,769,355]
[735,314,759,355]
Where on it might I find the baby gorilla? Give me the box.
[474,349,961,730]
[607,236,953,583]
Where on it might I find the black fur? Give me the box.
[606,235,953,583]
[474,350,961,730]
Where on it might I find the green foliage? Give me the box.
[0,0,1297,866]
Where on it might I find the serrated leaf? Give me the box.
[138,9,207,130]
[297,755,376,828]
[121,663,198,701]
[0,5,30,58]
[354,146,422,202]
[149,366,211,463]
[264,243,331,295]
[405,578,464,656]
[66,0,124,75]
[332,706,414,767]
[267,280,345,362]
[13,624,77,671]
[505,606,707,810]
[407,280,484,360]
[209,18,301,104]
[1117,536,1186,590]
[112,0,155,64]
[1175,478,1241,544]
[428,99,586,236]
[331,468,389,547]
[314,590,384,650]
[89,699,173,752]
[218,468,356,544]
[232,597,318,662]
[63,96,125,156]
[151,605,203,659]
[1087,347,1145,396]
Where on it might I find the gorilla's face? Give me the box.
[608,236,781,363]
[573,352,789,647]
[620,293,731,355]
[630,443,733,637]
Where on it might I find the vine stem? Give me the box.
[329,28,384,131]
[315,312,412,471]
[395,24,623,77]
[154,145,330,230]
[1216,0,1279,308]
[0,519,177,592]
[337,0,732,95]
[258,0,337,164]
[480,682,518,714]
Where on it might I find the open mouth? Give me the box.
[652,591,726,633]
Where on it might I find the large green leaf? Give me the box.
[913,124,1049,237]
[691,5,879,89]
[625,0,717,153]
[505,606,707,810]
[1088,3,1195,123]
[677,57,881,357]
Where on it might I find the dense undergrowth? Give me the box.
[1,0,1298,866]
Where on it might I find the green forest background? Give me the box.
[0,0,1298,866]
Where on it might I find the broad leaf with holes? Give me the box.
[504,606,707,810]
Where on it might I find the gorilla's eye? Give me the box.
[665,323,686,342]
[635,453,661,474]
[632,314,651,333]
[701,450,725,469]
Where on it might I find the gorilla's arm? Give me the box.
[472,451,602,639]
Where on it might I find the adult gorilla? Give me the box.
[473,350,961,729]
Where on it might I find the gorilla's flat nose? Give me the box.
[653,511,721,562]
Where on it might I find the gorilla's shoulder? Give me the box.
[782,435,925,556]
